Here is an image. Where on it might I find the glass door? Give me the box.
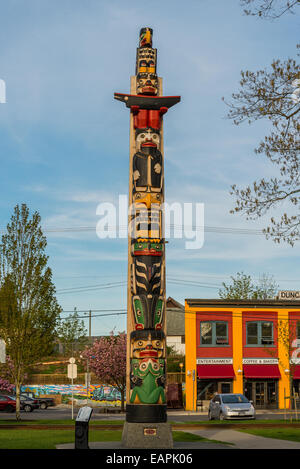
[244,381,252,402]
[255,382,265,408]
[244,380,278,408]
[220,382,231,394]
[267,381,277,407]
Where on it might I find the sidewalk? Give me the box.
[187,428,300,449]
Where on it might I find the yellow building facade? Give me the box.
[185,299,300,411]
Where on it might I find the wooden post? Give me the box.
[284,387,286,422]
[293,387,298,420]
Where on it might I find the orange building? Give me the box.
[185,299,300,410]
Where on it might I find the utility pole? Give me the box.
[85,310,91,405]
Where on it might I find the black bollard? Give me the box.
[75,406,93,449]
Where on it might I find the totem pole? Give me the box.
[114,28,180,447]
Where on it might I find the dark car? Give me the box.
[0,395,16,412]
[20,392,55,409]
[6,395,39,412]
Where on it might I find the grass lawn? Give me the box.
[169,419,299,425]
[0,419,124,426]
[0,427,229,449]
[0,429,122,449]
[238,427,300,443]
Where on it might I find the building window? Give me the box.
[246,321,274,346]
[200,321,228,346]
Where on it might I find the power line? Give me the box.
[60,309,126,313]
[0,224,265,236]
[58,304,300,322]
[56,281,127,292]
[58,311,127,321]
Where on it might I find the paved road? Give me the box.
[0,405,298,422]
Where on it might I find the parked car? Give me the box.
[5,395,39,412]
[0,395,16,412]
[20,392,55,410]
[208,393,256,420]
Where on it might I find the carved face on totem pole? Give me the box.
[135,128,160,151]
[130,237,164,331]
[130,329,166,405]
[133,129,162,203]
[136,27,158,96]
[130,329,165,359]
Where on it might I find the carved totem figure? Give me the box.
[114,28,180,423]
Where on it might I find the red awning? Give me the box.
[293,366,300,379]
[197,364,235,379]
[243,364,281,379]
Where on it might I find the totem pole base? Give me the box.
[122,422,173,449]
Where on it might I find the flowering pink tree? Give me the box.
[0,356,15,393]
[0,377,14,393]
[83,332,127,411]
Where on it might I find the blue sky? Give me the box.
[0,0,299,335]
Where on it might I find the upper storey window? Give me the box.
[246,321,274,346]
[200,321,228,346]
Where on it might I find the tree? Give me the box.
[0,377,14,393]
[0,204,61,420]
[267,318,299,414]
[83,332,127,411]
[56,309,88,357]
[224,3,300,245]
[219,271,278,299]
[0,357,14,393]
[0,356,25,393]
[166,345,185,373]
[240,0,300,19]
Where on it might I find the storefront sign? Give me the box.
[278,290,300,300]
[196,358,233,365]
[243,358,278,365]
[290,358,300,364]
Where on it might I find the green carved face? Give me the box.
[151,240,163,254]
[131,358,164,379]
[133,239,163,256]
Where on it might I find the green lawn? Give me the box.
[238,427,300,443]
[1,418,299,448]
[170,419,300,425]
[0,427,228,449]
[0,429,122,449]
[0,419,123,426]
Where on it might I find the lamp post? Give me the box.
[179,362,184,384]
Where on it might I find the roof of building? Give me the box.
[185,298,300,308]
[166,297,185,336]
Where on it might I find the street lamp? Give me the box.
[179,362,184,383]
